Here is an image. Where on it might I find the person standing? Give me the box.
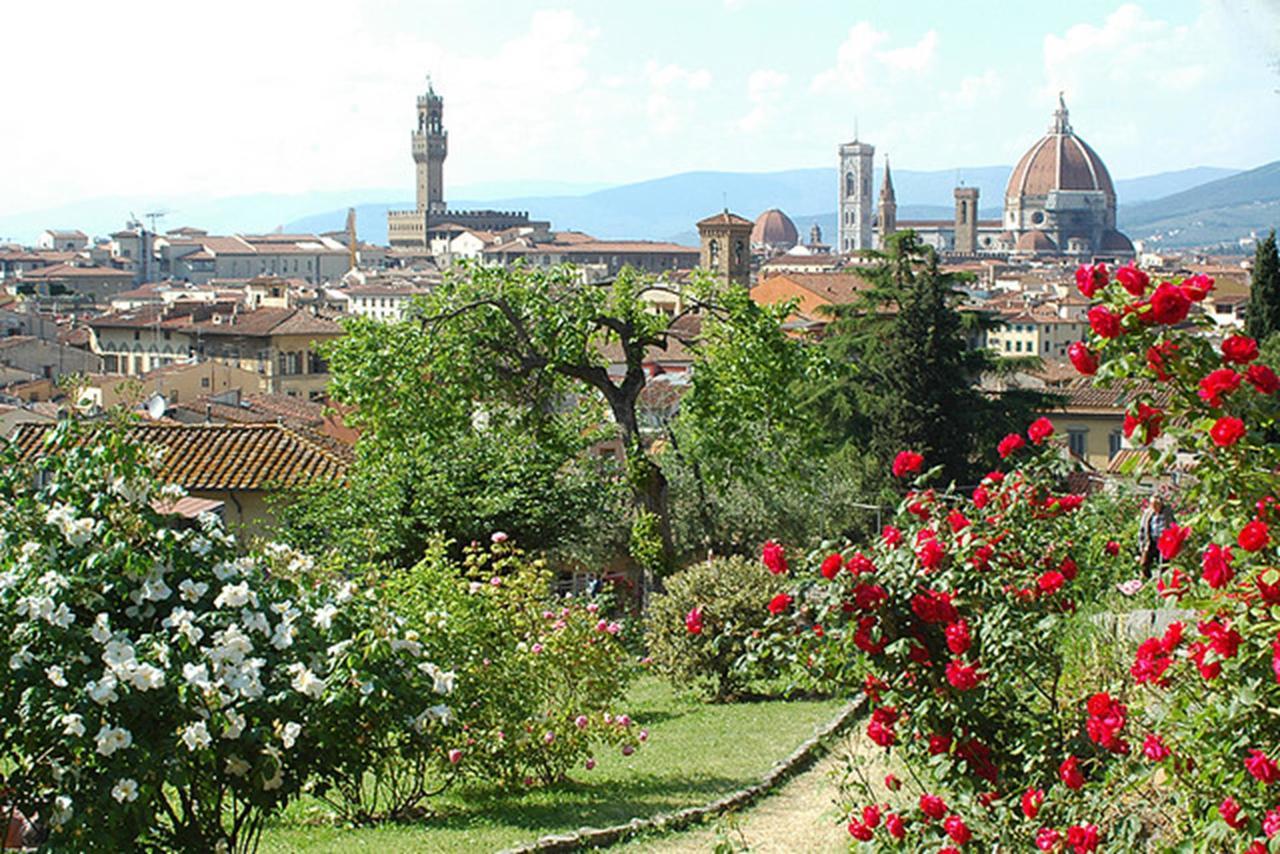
[1138,494,1175,575]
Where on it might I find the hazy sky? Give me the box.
[4,0,1278,214]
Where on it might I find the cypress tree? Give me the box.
[1247,229,1280,341]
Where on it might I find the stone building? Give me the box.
[697,211,753,285]
[838,138,875,253]
[750,209,799,254]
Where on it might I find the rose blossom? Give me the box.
[1116,263,1149,296]
[1246,749,1280,784]
[1240,520,1271,552]
[1068,341,1098,375]
[1150,281,1191,324]
[1022,787,1044,819]
[892,450,924,478]
[1210,416,1247,447]
[997,433,1026,459]
[1247,363,1280,394]
[1088,305,1122,338]
[1076,263,1108,297]
[1199,368,1242,407]
[1222,335,1260,364]
[761,540,788,575]
[1059,755,1085,790]
[1028,416,1055,444]
[919,793,947,820]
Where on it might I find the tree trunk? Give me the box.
[611,398,676,596]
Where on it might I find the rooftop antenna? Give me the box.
[144,210,169,233]
[854,116,859,142]
[721,191,728,212]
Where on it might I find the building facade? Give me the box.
[696,211,753,285]
[838,139,875,253]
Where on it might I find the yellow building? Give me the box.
[988,307,1087,359]
[1040,381,1170,472]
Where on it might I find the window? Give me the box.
[1068,429,1087,458]
[1004,341,1011,352]
[201,377,210,388]
[709,239,719,267]
[1109,430,1122,459]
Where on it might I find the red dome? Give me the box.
[751,209,799,248]
[1006,97,1115,201]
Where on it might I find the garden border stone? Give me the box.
[498,697,864,853]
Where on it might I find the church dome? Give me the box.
[1015,230,1059,254]
[751,209,799,249]
[1006,96,1115,201]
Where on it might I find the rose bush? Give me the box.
[0,420,458,851]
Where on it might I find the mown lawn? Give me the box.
[260,678,845,853]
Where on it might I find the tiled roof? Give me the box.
[696,211,753,227]
[1055,380,1171,413]
[758,271,876,305]
[7,422,352,490]
[19,263,133,280]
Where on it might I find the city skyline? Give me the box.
[3,0,1278,217]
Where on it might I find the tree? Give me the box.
[1247,229,1280,341]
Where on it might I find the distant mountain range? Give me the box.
[5,163,1274,252]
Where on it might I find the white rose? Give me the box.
[62,714,85,737]
[281,721,302,749]
[111,778,138,803]
[180,721,211,752]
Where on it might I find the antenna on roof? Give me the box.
[144,393,167,421]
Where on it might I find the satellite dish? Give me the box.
[144,393,167,420]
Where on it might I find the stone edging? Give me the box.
[497,698,865,854]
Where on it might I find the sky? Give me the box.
[3,0,1279,215]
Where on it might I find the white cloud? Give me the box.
[738,69,789,132]
[811,23,937,93]
[877,30,938,73]
[644,61,713,135]
[951,69,1003,108]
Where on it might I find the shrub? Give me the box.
[645,556,790,700]
[384,537,643,787]
[0,420,458,850]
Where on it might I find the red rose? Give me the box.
[1198,368,1242,407]
[1038,570,1065,595]
[1115,263,1149,296]
[1146,340,1178,381]
[819,553,843,580]
[1087,305,1122,338]
[1210,416,1246,447]
[766,592,792,616]
[1222,335,1260,364]
[762,540,788,575]
[1247,363,1280,394]
[1246,749,1280,784]
[928,732,953,755]
[944,814,972,845]
[1104,540,1120,557]
[1157,524,1191,561]
[1021,787,1044,819]
[1200,618,1242,659]
[1075,263,1108,297]
[1240,520,1271,552]
[1122,402,1164,443]
[1059,755,1085,790]
[892,450,924,478]
[853,583,887,611]
[947,509,970,533]
[1143,734,1171,762]
[998,433,1026,459]
[1028,416,1054,444]
[911,589,958,624]
[884,773,901,791]
[885,813,906,839]
[945,619,972,655]
[1066,823,1100,853]
[1036,828,1061,851]
[847,552,875,575]
[945,658,982,691]
[917,538,945,570]
[1220,796,1247,830]
[1150,281,1191,324]
[1201,543,1235,589]
[861,804,881,829]
[1181,273,1215,301]
[685,606,704,635]
[1068,341,1099,375]
[846,820,872,841]
[919,793,947,820]
[882,525,903,548]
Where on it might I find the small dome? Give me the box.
[1016,230,1060,254]
[1100,230,1135,253]
[751,209,799,249]
[1006,96,1116,201]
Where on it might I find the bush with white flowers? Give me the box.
[0,420,459,851]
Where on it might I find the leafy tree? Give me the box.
[1247,229,1280,341]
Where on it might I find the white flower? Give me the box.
[164,607,204,645]
[222,711,246,740]
[96,725,132,756]
[225,756,250,777]
[288,663,325,699]
[241,609,270,636]
[178,579,209,603]
[91,613,112,644]
[130,663,165,691]
[270,622,295,650]
[183,662,212,690]
[312,603,338,631]
[189,536,213,557]
[9,648,32,671]
[214,582,252,609]
[62,713,85,737]
[87,674,119,705]
[0,570,16,594]
[48,603,75,628]
[281,721,302,749]
[46,665,68,687]
[111,778,138,803]
[49,795,73,827]
[140,573,172,602]
[180,721,211,752]
[38,570,69,590]
[110,476,148,505]
[159,483,186,500]
[426,703,453,725]
[390,638,422,657]
[103,640,136,672]
[423,663,456,695]
[334,582,354,604]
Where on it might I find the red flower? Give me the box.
[1028,416,1055,444]
[1199,368,1242,407]
[919,793,947,821]
[866,717,896,747]
[1087,305,1122,338]
[1122,403,1164,443]
[885,813,906,839]
[1240,520,1271,552]
[944,814,972,845]
[1201,543,1235,589]
[1247,363,1280,394]
[1075,263,1108,297]
[947,509,970,533]
[884,773,901,791]
[945,659,982,691]
[1182,273,1215,301]
[853,616,885,654]
[847,552,875,575]
[1068,341,1099,375]
[945,619,972,655]
[853,583,887,611]
[1200,618,1241,659]
[928,732,953,755]
[861,804,881,829]
[1115,263,1149,296]
[685,606,704,635]
[819,553,843,580]
[1085,693,1129,754]
[1220,796,1247,830]
[1150,281,1191,324]
[1104,540,1121,557]
[1222,335,1260,364]
[1021,788,1044,819]
[882,525,903,548]
[761,540,788,575]
[1143,734,1171,762]
[1157,524,1191,561]
[972,485,990,509]
[1066,823,1100,853]
[766,593,792,616]
[846,820,873,841]
[1059,755,1085,790]
[1210,416,1246,447]
[998,433,1026,459]
[1246,749,1280,784]
[892,450,924,478]
[911,589,958,624]
[1146,341,1179,381]
[1190,641,1221,680]
[917,538,945,570]
[1038,570,1065,595]
[1036,828,1062,851]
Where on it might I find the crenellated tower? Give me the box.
[413,80,448,214]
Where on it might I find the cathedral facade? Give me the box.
[849,97,1133,260]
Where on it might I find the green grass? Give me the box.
[259,678,844,853]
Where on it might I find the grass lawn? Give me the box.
[260,678,846,853]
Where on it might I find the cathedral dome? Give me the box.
[751,209,799,249]
[1006,96,1115,201]
[1015,230,1059,254]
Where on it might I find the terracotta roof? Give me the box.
[485,240,697,256]
[19,263,133,280]
[757,271,876,305]
[751,209,799,246]
[1054,380,1171,413]
[696,211,753,228]
[7,422,352,490]
[1016,231,1060,253]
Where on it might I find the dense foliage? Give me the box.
[1247,229,1280,343]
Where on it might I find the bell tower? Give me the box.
[838,136,875,254]
[413,79,448,215]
